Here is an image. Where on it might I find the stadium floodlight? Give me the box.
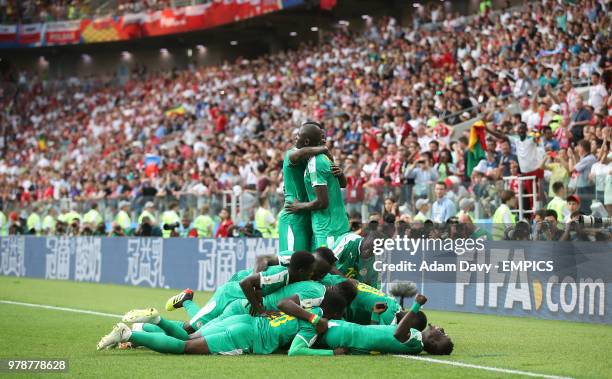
[230,40,238,46]
[310,26,318,32]
[289,31,297,37]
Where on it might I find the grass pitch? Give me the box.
[0,276,610,379]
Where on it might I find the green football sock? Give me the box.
[183,300,200,319]
[129,331,185,354]
[157,317,190,340]
[142,323,165,333]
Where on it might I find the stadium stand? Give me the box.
[0,0,610,240]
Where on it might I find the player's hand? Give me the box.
[372,302,387,314]
[284,201,302,213]
[333,347,349,355]
[316,317,329,334]
[415,294,427,306]
[331,164,343,177]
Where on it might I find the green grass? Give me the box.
[0,276,610,379]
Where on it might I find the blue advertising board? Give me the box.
[1,237,610,324]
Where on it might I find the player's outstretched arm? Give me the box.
[239,274,266,315]
[285,185,329,213]
[253,254,280,273]
[289,146,330,165]
[394,294,427,342]
[288,335,338,356]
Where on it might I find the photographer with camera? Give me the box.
[134,216,162,237]
[561,212,612,242]
[67,217,81,236]
[161,202,180,238]
[535,209,564,241]
[137,201,157,227]
[504,219,532,241]
[108,222,126,237]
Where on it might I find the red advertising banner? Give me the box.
[45,21,81,45]
[138,0,282,38]
[80,17,122,43]
[18,23,42,45]
[0,24,17,43]
[0,0,289,47]
[118,12,144,40]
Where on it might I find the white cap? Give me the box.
[415,198,429,210]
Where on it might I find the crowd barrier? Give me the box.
[0,237,609,324]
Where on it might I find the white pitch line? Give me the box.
[0,300,122,318]
[394,355,573,379]
[0,299,576,378]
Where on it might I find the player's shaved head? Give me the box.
[314,247,336,266]
[422,324,453,355]
[320,290,347,320]
[288,250,315,281]
[289,250,315,269]
[296,121,325,148]
[312,247,336,281]
[331,280,358,305]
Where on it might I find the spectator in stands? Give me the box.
[568,140,597,213]
[565,195,581,223]
[0,0,610,242]
[215,208,233,238]
[457,198,476,223]
[413,199,430,222]
[406,152,438,201]
[431,182,456,224]
[498,140,518,177]
[588,73,608,113]
[570,98,592,141]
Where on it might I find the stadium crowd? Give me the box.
[0,0,92,23]
[0,0,610,240]
[0,0,209,23]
